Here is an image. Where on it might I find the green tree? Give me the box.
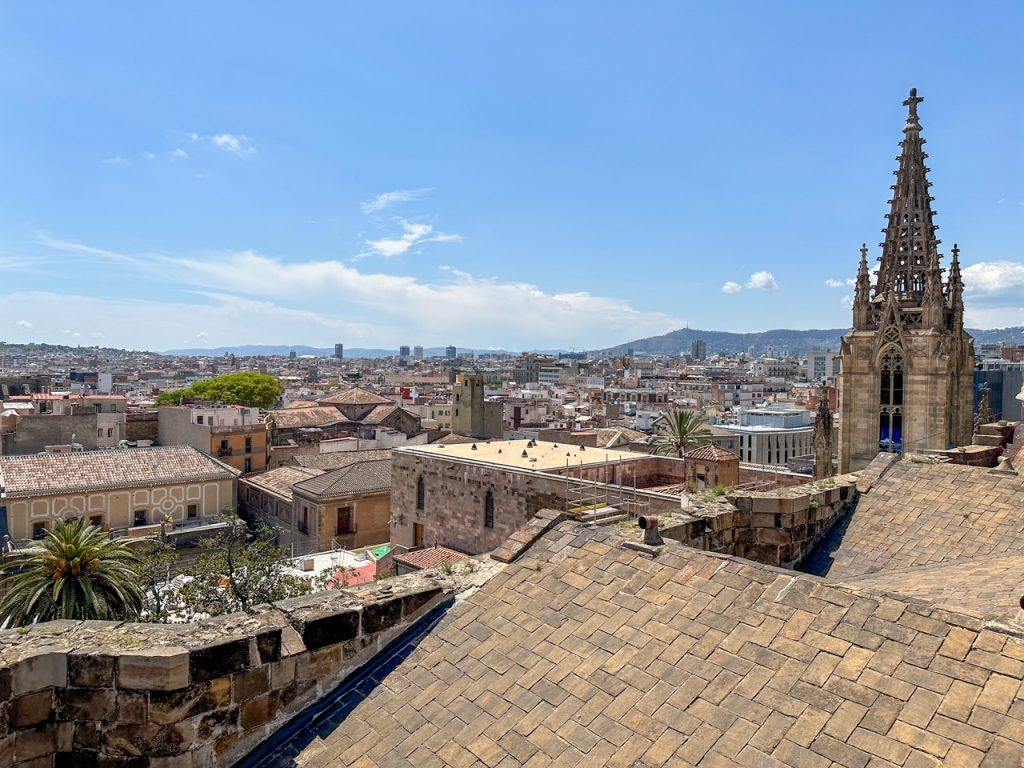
[0,518,144,626]
[172,520,308,619]
[155,372,283,409]
[651,408,712,458]
[135,539,179,623]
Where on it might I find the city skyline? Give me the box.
[2,3,1024,350]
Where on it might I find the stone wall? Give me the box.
[0,578,448,767]
[126,411,159,443]
[2,412,100,455]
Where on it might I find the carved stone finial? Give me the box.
[903,87,924,129]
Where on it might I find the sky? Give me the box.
[2,2,1023,352]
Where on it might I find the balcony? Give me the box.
[218,447,233,457]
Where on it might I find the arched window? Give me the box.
[416,477,425,511]
[484,491,495,529]
[879,347,904,452]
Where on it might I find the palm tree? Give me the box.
[0,518,144,626]
[651,408,712,458]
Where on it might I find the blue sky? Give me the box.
[2,2,1023,352]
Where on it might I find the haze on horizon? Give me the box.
[2,3,1023,352]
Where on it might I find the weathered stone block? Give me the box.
[103,721,195,758]
[231,667,270,704]
[13,652,68,695]
[751,513,775,528]
[149,678,229,725]
[10,689,53,729]
[68,652,116,689]
[14,724,59,762]
[72,721,103,752]
[362,597,402,635]
[239,692,279,730]
[57,688,116,722]
[255,630,281,664]
[195,705,240,742]
[189,638,252,685]
[277,679,316,712]
[0,667,11,702]
[118,647,189,692]
[297,610,359,651]
[296,645,341,683]
[268,657,296,690]
[401,587,444,619]
[115,691,148,724]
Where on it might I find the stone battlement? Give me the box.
[0,575,450,767]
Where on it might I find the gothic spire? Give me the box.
[853,243,872,329]
[947,242,965,320]
[874,88,941,302]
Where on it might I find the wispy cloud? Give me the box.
[36,233,146,266]
[190,132,256,157]
[747,271,779,291]
[363,220,461,259]
[15,319,32,328]
[825,277,856,288]
[361,188,434,214]
[721,281,742,294]
[840,295,853,309]
[172,148,189,159]
[196,331,208,339]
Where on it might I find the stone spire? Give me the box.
[947,243,965,324]
[813,387,835,480]
[852,243,872,329]
[875,88,941,303]
[922,248,946,327]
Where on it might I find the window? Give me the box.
[107,428,113,438]
[416,477,425,511]
[336,506,353,536]
[32,522,46,540]
[245,436,253,452]
[484,491,495,529]
[89,515,103,528]
[244,458,252,473]
[220,439,230,452]
[879,347,904,452]
[187,504,198,519]
[97,429,104,438]
[134,510,147,526]
[197,415,203,425]
[299,507,309,534]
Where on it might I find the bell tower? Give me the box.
[839,90,975,472]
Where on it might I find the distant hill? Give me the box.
[162,345,539,358]
[605,326,1024,357]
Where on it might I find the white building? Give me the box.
[713,406,814,466]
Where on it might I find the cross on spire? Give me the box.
[903,88,924,116]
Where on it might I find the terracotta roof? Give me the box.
[361,404,416,425]
[264,519,1024,767]
[292,458,391,499]
[432,432,477,445]
[289,449,392,471]
[267,406,348,429]
[0,446,239,498]
[282,400,319,409]
[238,465,322,503]
[684,443,740,462]
[392,545,468,571]
[317,387,393,406]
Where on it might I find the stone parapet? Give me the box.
[0,576,449,767]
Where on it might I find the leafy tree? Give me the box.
[155,372,283,409]
[0,518,144,626]
[651,407,712,458]
[170,520,308,619]
[135,539,179,623]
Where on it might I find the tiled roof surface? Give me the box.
[804,461,1024,582]
[318,387,393,406]
[268,406,348,429]
[0,446,239,497]
[290,449,392,471]
[433,432,477,445]
[281,522,1024,767]
[392,545,468,571]
[292,459,391,499]
[238,465,323,502]
[362,404,401,424]
[685,443,740,462]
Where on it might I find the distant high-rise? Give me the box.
[399,345,410,358]
[334,343,344,360]
[288,350,297,359]
[445,345,457,360]
[413,345,424,359]
[691,340,707,361]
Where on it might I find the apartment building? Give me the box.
[158,405,268,474]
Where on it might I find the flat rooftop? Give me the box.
[398,439,647,470]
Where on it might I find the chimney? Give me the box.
[638,515,663,546]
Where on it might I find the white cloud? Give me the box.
[825,277,856,288]
[721,281,742,294]
[361,188,434,214]
[210,133,255,157]
[15,319,32,328]
[840,295,853,309]
[364,221,461,259]
[961,261,1024,295]
[747,271,779,291]
[172,148,189,159]
[196,331,209,339]
[101,156,128,165]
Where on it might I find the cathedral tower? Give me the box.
[839,89,975,472]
